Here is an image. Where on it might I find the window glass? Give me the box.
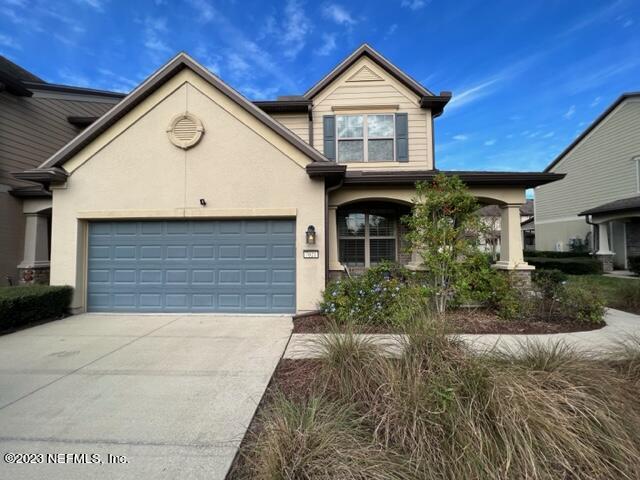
[338,140,364,162]
[368,212,395,236]
[339,213,366,236]
[370,239,396,264]
[339,239,365,266]
[337,115,364,138]
[367,115,394,138]
[368,139,394,162]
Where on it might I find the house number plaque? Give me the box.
[303,250,320,259]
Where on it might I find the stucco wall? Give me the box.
[51,69,326,313]
[535,98,640,250]
[312,56,433,170]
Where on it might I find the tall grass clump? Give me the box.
[237,316,640,479]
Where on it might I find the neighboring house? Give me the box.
[477,199,534,258]
[535,92,640,271]
[15,44,561,314]
[0,56,124,285]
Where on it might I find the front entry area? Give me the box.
[87,219,296,313]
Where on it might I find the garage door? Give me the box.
[87,220,296,313]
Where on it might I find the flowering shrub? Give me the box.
[320,262,427,327]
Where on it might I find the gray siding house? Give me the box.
[535,92,640,270]
[0,56,123,285]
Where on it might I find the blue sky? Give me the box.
[1,0,639,173]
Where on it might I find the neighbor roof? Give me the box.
[579,195,640,216]
[545,92,640,172]
[0,55,44,83]
[24,52,331,180]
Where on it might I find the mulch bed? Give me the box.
[293,310,604,335]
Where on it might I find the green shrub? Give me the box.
[525,257,602,275]
[0,285,73,331]
[532,269,567,298]
[525,250,591,258]
[614,281,640,313]
[460,255,521,319]
[628,256,640,276]
[557,284,605,325]
[320,262,427,328]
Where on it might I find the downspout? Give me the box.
[584,214,597,254]
[308,104,314,147]
[325,178,344,283]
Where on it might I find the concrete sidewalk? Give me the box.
[284,309,640,359]
[0,313,292,480]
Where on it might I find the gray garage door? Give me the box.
[87,220,296,313]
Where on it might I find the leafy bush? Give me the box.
[0,285,73,331]
[459,255,522,319]
[629,256,640,276]
[532,269,567,297]
[525,257,602,275]
[556,284,605,325]
[525,250,591,258]
[615,281,640,313]
[320,262,427,328]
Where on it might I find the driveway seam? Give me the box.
[0,315,183,411]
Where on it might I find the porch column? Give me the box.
[494,203,532,270]
[17,213,50,284]
[407,249,424,270]
[328,206,343,271]
[595,221,614,272]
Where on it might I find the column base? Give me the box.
[406,262,426,271]
[18,265,50,285]
[596,253,614,273]
[492,261,535,271]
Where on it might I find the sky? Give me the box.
[1,0,639,173]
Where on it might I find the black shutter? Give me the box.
[323,115,336,160]
[395,113,408,162]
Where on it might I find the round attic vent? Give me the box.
[167,113,204,149]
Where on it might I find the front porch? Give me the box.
[327,183,535,279]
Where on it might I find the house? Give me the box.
[0,56,124,285]
[477,199,534,258]
[15,44,561,314]
[535,92,640,271]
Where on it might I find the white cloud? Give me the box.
[186,0,216,22]
[315,33,337,56]
[280,0,313,59]
[542,131,555,138]
[563,105,576,119]
[57,68,91,87]
[590,96,602,107]
[447,78,501,111]
[74,0,105,11]
[401,0,429,11]
[142,17,170,55]
[97,68,138,92]
[484,139,496,146]
[0,33,20,49]
[226,53,250,76]
[385,23,398,38]
[322,3,356,25]
[453,134,468,141]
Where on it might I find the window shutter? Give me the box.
[323,115,336,160]
[395,113,408,162]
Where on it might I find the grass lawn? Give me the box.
[568,275,640,314]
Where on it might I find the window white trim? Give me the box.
[635,156,640,193]
[336,113,396,163]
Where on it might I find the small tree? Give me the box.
[404,174,485,314]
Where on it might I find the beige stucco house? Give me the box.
[16,45,560,313]
[535,92,640,271]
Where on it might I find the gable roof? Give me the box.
[304,44,435,100]
[545,92,640,172]
[30,52,331,176]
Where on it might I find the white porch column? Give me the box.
[328,206,343,271]
[17,212,50,283]
[407,249,424,270]
[494,204,532,270]
[596,221,612,254]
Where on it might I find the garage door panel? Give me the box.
[87,220,296,313]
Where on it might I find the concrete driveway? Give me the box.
[0,313,292,480]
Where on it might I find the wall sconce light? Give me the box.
[199,198,207,206]
[305,225,316,245]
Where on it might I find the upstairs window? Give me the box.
[336,114,395,163]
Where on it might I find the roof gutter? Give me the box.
[13,167,69,185]
[420,92,452,117]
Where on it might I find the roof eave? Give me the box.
[420,93,452,117]
[343,171,565,188]
[13,167,69,184]
[253,100,311,114]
